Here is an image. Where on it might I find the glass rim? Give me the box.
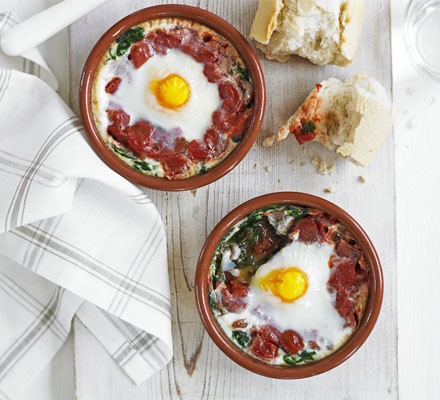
[404,0,440,83]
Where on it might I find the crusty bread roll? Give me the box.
[276,73,393,166]
[250,0,365,66]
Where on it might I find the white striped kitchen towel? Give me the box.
[0,12,172,400]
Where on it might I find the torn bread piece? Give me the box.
[250,0,365,66]
[276,73,393,166]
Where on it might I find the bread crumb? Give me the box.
[265,166,272,172]
[300,161,305,166]
[288,160,295,164]
[191,190,197,197]
[262,135,275,147]
[312,156,334,175]
[254,162,260,169]
[358,175,367,183]
[277,178,282,183]
[324,187,334,193]
[302,147,307,154]
[406,117,417,130]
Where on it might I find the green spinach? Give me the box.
[132,160,155,173]
[112,144,136,160]
[300,121,316,134]
[284,206,305,218]
[232,330,250,347]
[114,26,145,58]
[231,63,250,82]
[112,145,155,173]
[283,350,316,366]
[209,295,220,312]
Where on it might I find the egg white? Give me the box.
[218,240,353,357]
[96,49,221,142]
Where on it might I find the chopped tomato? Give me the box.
[129,41,152,69]
[259,325,281,345]
[328,255,361,327]
[180,42,197,57]
[220,275,249,313]
[308,340,320,350]
[106,109,130,144]
[249,332,279,361]
[188,140,209,162]
[151,30,182,49]
[212,110,230,132]
[218,81,241,112]
[279,330,305,355]
[336,241,361,260]
[253,235,274,256]
[105,77,121,94]
[227,111,250,138]
[126,121,154,158]
[232,319,248,328]
[329,257,356,286]
[203,63,223,83]
[107,125,127,144]
[107,109,130,127]
[295,130,316,145]
[315,213,338,243]
[289,122,317,145]
[162,154,188,178]
[174,137,188,154]
[332,288,356,328]
[227,276,249,299]
[204,128,224,155]
[296,216,319,243]
[193,47,217,63]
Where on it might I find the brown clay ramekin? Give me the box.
[195,192,383,379]
[80,5,265,191]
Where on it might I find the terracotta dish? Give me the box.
[80,5,265,191]
[195,192,383,378]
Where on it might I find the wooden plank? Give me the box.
[70,1,397,398]
[392,0,440,399]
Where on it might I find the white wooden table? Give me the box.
[9,0,440,399]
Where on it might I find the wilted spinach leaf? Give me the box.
[283,350,316,366]
[114,26,145,57]
[300,121,316,134]
[231,63,250,82]
[232,330,250,347]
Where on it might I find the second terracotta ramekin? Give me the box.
[195,192,383,379]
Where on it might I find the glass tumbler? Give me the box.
[405,0,440,82]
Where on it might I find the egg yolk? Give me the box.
[150,74,191,110]
[258,267,308,303]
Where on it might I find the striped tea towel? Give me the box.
[0,13,172,400]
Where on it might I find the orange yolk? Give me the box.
[150,74,191,110]
[258,267,308,303]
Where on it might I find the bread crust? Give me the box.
[249,0,283,45]
[250,0,365,66]
[339,0,365,65]
[276,74,393,166]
